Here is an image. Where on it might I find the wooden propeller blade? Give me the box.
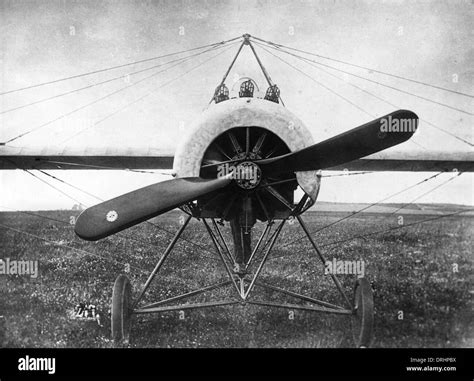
[257,110,418,176]
[74,177,231,241]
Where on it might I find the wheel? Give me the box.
[111,274,132,346]
[351,277,374,348]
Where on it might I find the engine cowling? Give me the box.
[173,97,321,219]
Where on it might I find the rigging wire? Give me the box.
[0,45,237,116]
[0,204,152,256]
[253,39,473,116]
[3,42,233,144]
[278,172,467,277]
[23,169,83,205]
[60,41,239,144]
[0,222,150,275]
[254,41,473,148]
[323,208,471,250]
[251,36,474,99]
[254,42,428,150]
[36,169,102,201]
[280,208,473,280]
[276,171,446,251]
[253,43,373,118]
[33,160,162,174]
[321,171,375,178]
[0,204,77,225]
[0,36,242,96]
[259,42,473,147]
[388,171,464,216]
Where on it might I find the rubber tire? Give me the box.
[351,277,374,348]
[111,274,132,346]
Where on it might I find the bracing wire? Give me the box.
[252,36,474,99]
[23,169,83,205]
[323,209,471,250]
[252,43,373,118]
[0,47,236,116]
[60,41,240,144]
[3,41,234,144]
[0,222,150,275]
[0,36,242,96]
[276,171,446,251]
[280,208,473,280]
[253,41,473,148]
[276,171,467,273]
[253,39,472,116]
[254,43,429,150]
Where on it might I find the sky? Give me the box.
[0,0,472,210]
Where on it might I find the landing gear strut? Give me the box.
[109,214,374,347]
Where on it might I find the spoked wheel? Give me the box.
[111,274,132,347]
[351,277,374,348]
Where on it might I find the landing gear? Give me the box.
[107,214,376,348]
[351,277,374,348]
[111,274,132,347]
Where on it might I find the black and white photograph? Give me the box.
[0,0,472,377]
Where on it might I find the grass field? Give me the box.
[0,208,472,348]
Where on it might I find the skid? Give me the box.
[129,213,355,318]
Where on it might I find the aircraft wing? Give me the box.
[329,150,474,172]
[0,145,174,170]
[0,145,472,172]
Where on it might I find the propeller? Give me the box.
[74,177,231,241]
[74,110,417,241]
[257,110,418,176]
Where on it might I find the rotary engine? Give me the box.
[173,97,322,223]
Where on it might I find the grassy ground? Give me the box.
[0,209,472,348]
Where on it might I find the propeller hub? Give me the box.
[234,161,261,190]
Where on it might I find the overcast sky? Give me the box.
[0,0,472,210]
